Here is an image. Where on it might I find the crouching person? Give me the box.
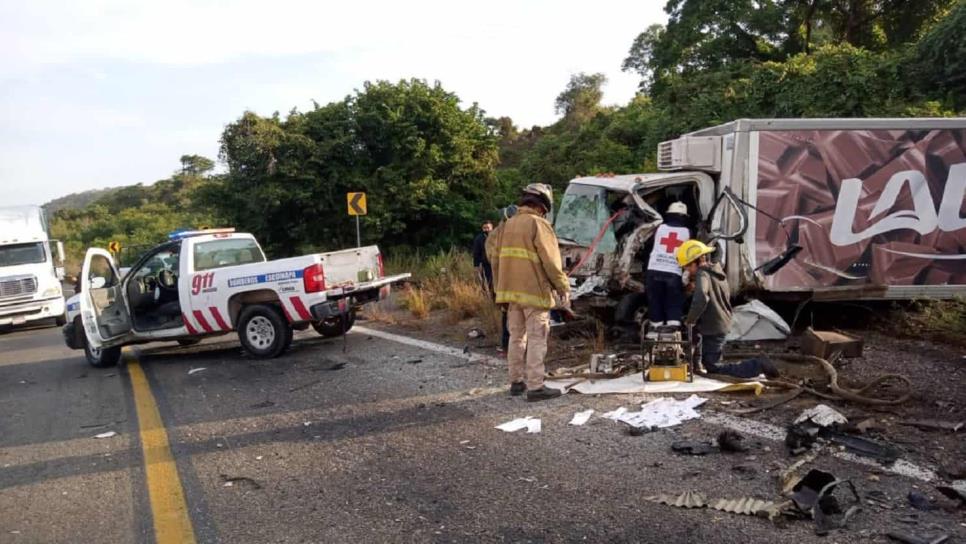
[677,240,778,379]
[493,183,569,401]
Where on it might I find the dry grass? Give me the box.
[443,279,490,323]
[362,300,399,325]
[399,286,431,320]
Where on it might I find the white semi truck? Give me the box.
[0,206,67,328]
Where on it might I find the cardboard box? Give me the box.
[801,327,864,359]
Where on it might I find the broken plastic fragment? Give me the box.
[94,431,117,439]
[569,410,594,426]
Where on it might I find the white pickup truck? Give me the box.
[63,229,409,367]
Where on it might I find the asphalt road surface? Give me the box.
[2,322,963,543]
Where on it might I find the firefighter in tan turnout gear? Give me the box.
[488,183,570,401]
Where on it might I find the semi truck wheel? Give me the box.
[238,304,293,358]
[311,311,356,338]
[85,341,121,368]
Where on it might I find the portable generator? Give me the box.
[642,324,699,382]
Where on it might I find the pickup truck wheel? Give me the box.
[85,341,121,368]
[238,305,291,358]
[311,311,356,338]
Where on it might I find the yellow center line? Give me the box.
[127,352,197,544]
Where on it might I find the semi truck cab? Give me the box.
[0,206,67,328]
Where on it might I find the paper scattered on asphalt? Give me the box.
[496,417,540,433]
[188,367,206,375]
[569,410,594,426]
[795,404,848,427]
[602,407,628,420]
[94,431,117,439]
[617,395,707,429]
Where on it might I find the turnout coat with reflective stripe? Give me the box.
[487,206,569,309]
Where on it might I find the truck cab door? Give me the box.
[79,248,133,348]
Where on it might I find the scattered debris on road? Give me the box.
[794,404,848,427]
[568,410,594,426]
[801,327,864,359]
[727,299,791,341]
[907,490,936,511]
[898,419,964,433]
[93,431,117,439]
[671,440,716,456]
[887,531,950,544]
[717,430,750,453]
[188,367,206,375]
[220,474,262,490]
[495,417,541,433]
[611,395,707,430]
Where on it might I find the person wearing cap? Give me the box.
[677,240,778,379]
[645,202,691,328]
[491,184,569,401]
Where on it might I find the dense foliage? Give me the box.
[47,1,965,268]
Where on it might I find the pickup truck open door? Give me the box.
[79,248,133,349]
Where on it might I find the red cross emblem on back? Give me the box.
[660,231,684,253]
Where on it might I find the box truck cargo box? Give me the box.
[555,118,966,321]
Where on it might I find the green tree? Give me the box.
[207,79,500,256]
[554,73,608,125]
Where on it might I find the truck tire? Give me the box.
[55,313,67,327]
[311,311,356,338]
[85,341,121,368]
[237,304,292,359]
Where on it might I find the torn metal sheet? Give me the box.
[726,300,791,341]
[709,497,785,519]
[645,491,707,509]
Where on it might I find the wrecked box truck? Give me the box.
[555,118,966,325]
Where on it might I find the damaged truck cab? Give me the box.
[555,118,966,325]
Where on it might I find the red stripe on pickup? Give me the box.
[209,307,230,331]
[289,296,312,321]
[182,313,198,335]
[192,310,214,333]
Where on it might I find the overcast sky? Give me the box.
[1,1,665,206]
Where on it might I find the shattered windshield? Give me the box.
[554,184,618,253]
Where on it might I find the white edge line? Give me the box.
[353,326,504,366]
[357,325,939,483]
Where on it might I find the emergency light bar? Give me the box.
[167,228,236,240]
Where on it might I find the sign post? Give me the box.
[347,192,367,248]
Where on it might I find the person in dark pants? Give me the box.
[678,240,778,379]
[486,207,518,354]
[472,221,494,292]
[645,202,691,327]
